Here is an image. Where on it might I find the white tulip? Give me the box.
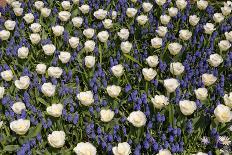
[106,85,121,98]
[58,11,71,22]
[85,56,96,68]
[112,142,131,155]
[127,111,146,127]
[118,28,129,40]
[179,100,197,115]
[170,62,185,76]
[10,119,30,135]
[52,25,64,36]
[77,91,94,106]
[112,11,117,20]
[58,52,71,64]
[189,15,200,26]
[4,20,16,31]
[202,73,217,86]
[179,29,192,41]
[194,88,208,101]
[218,40,231,51]
[41,82,56,97]
[214,104,232,123]
[160,15,171,25]
[1,70,13,81]
[121,41,132,53]
[36,64,47,74]
[151,95,169,109]
[97,31,109,43]
[73,142,96,155]
[168,42,182,55]
[176,0,187,10]
[94,9,107,20]
[204,23,216,34]
[142,68,157,81]
[72,17,83,28]
[136,15,148,25]
[12,102,26,114]
[69,37,80,48]
[15,76,30,90]
[0,30,10,40]
[156,26,168,37]
[102,19,113,29]
[208,53,223,67]
[72,0,79,4]
[111,64,124,77]
[163,78,180,93]
[23,13,34,24]
[30,23,42,33]
[0,87,5,99]
[126,8,137,18]
[61,1,71,10]
[83,28,95,39]
[29,33,41,44]
[146,55,159,68]
[84,40,95,52]
[48,67,63,78]
[42,44,56,55]
[18,46,29,59]
[13,8,23,16]
[168,7,178,17]
[79,5,90,14]
[156,149,172,155]
[225,31,232,42]
[151,37,162,49]
[0,121,3,128]
[100,109,115,122]
[48,131,65,148]
[197,0,208,10]
[46,103,63,117]
[34,1,44,10]
[213,13,224,23]
[142,2,153,12]
[224,92,232,108]
[11,1,21,8]
[221,5,232,16]
[155,0,167,6]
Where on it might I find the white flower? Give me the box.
[208,53,223,67]
[176,0,187,10]
[102,19,113,29]
[42,44,56,55]
[6,0,14,5]
[168,7,178,17]
[77,91,94,106]
[61,1,71,10]
[93,9,107,20]
[221,5,232,16]
[197,0,208,10]
[218,40,231,51]
[58,52,71,64]
[72,0,79,4]
[170,62,185,76]
[160,15,171,25]
[23,13,34,24]
[121,41,132,53]
[111,11,117,20]
[179,100,197,116]
[100,109,115,122]
[163,78,180,93]
[11,102,26,114]
[202,73,217,86]
[18,46,29,59]
[79,4,90,14]
[126,8,137,18]
[36,64,47,74]
[151,95,169,109]
[84,40,95,52]
[0,30,10,40]
[204,23,216,34]
[127,111,146,127]
[41,83,56,97]
[48,67,63,78]
[58,11,71,22]
[168,42,182,55]
[0,121,3,128]
[179,29,192,41]
[219,136,231,146]
[146,55,159,68]
[30,33,41,44]
[107,85,121,98]
[112,142,131,155]
[83,28,95,39]
[194,88,208,101]
[73,142,96,155]
[156,26,168,37]
[11,1,21,8]
[213,13,224,23]
[111,64,124,77]
[224,92,232,108]
[69,37,80,48]
[72,17,83,28]
[214,104,232,123]
[13,8,23,16]
[155,0,167,6]
[156,149,172,155]
[46,103,63,117]
[1,70,13,81]
[48,131,65,148]
[136,15,148,25]
[0,87,5,99]
[142,68,157,81]
[4,20,16,31]
[142,2,153,12]
[151,37,162,49]
[10,119,30,135]
[189,15,200,26]
[118,28,129,40]
[30,23,42,33]
[225,31,232,42]
[97,31,109,43]
[85,56,96,68]
[15,76,30,90]
[52,25,64,36]
[34,1,44,10]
